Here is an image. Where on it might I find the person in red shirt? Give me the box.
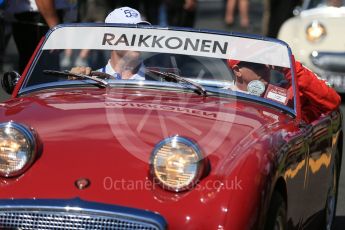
[227,58,341,123]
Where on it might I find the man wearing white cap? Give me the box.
[104,6,150,25]
[71,7,150,80]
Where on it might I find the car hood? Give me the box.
[0,87,285,150]
[0,88,290,224]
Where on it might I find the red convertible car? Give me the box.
[0,24,342,230]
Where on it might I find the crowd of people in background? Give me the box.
[224,0,250,28]
[0,0,302,75]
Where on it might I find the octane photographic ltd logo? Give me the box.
[103,176,243,192]
[104,52,236,162]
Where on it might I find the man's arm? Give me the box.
[295,60,341,112]
[35,0,60,28]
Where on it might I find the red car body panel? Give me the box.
[0,87,296,229]
[1,25,342,230]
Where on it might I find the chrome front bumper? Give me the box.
[0,199,166,230]
[311,51,345,73]
[310,51,345,92]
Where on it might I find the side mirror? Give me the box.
[1,71,21,95]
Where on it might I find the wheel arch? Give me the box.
[262,176,288,230]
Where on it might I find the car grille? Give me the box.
[0,210,160,230]
[0,199,166,230]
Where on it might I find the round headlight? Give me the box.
[150,136,205,192]
[306,21,326,42]
[0,122,38,177]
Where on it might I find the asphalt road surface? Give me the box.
[0,0,344,228]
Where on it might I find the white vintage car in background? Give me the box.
[278,0,345,93]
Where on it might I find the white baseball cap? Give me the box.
[105,7,150,25]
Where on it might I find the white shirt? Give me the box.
[6,0,73,14]
[98,60,146,81]
[223,81,248,93]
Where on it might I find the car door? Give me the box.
[302,113,336,228]
[283,124,312,229]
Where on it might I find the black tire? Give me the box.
[323,149,339,230]
[264,191,287,230]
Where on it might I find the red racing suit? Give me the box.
[287,60,341,123]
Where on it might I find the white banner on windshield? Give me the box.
[43,26,291,67]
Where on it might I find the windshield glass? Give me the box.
[21,25,295,114]
[307,0,345,9]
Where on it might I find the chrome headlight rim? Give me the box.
[0,121,38,178]
[306,20,326,42]
[150,135,205,192]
